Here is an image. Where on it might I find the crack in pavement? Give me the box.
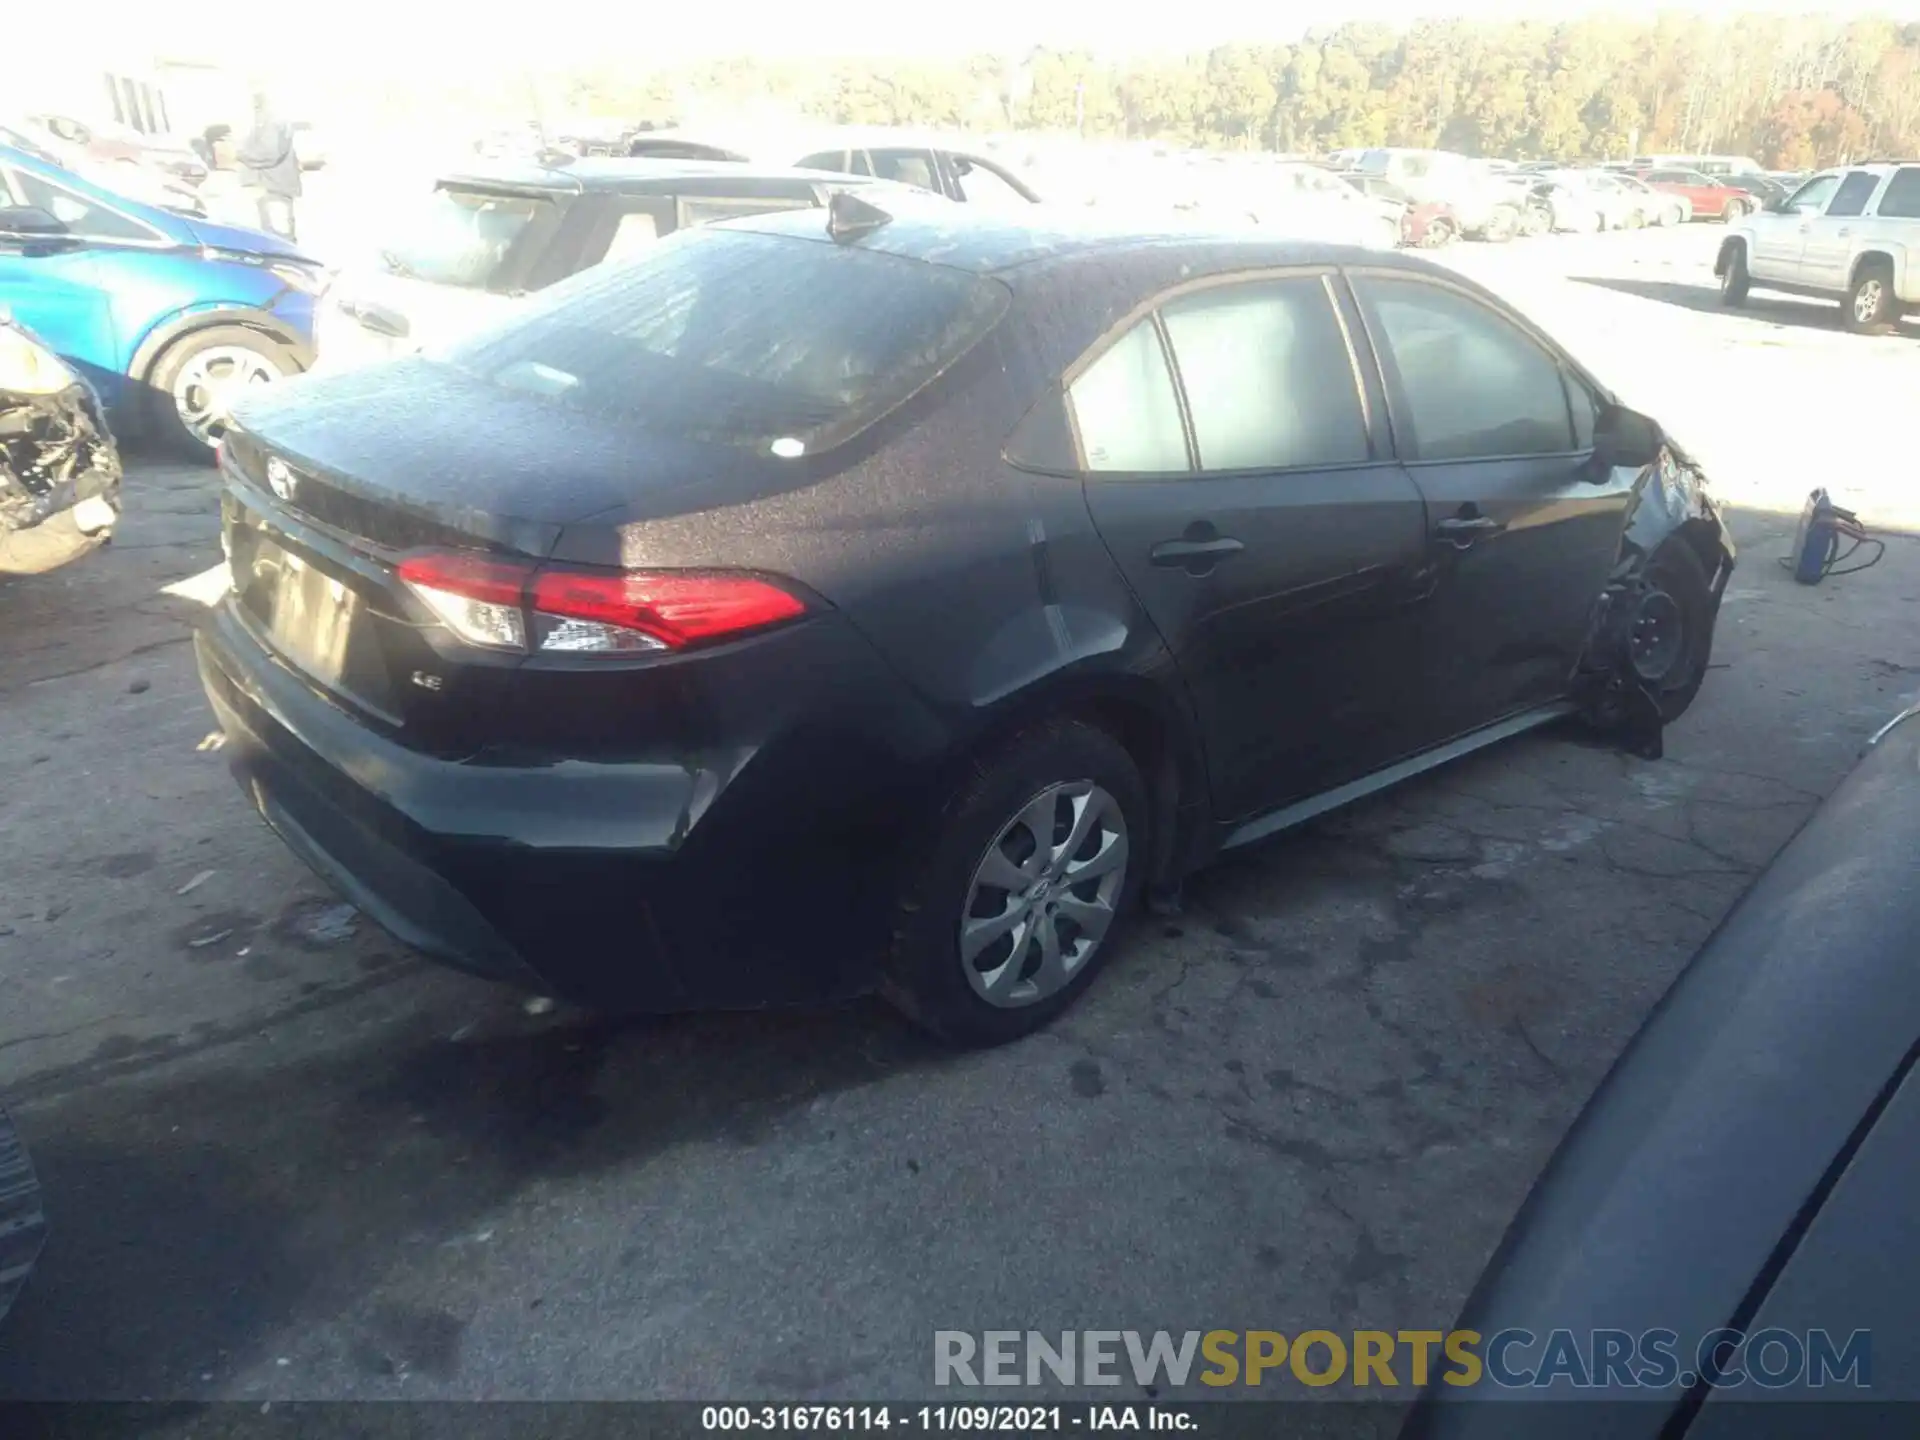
[16,634,194,690]
[5,966,421,1107]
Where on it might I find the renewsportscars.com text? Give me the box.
[934,1328,1872,1391]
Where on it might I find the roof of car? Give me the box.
[433,156,884,194]
[626,124,978,161]
[723,194,1440,279]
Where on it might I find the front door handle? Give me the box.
[1151,536,1245,567]
[1434,515,1507,546]
[1837,227,1852,238]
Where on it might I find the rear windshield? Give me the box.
[432,227,1010,453]
[379,186,556,291]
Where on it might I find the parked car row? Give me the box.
[1318,149,1761,244]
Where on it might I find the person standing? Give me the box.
[236,94,302,241]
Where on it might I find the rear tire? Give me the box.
[1719,246,1751,306]
[1844,262,1898,335]
[1722,198,1751,223]
[1420,216,1456,248]
[882,719,1147,1047]
[144,325,299,459]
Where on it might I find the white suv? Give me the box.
[1716,162,1920,332]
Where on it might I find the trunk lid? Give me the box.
[218,360,791,755]
[226,356,771,553]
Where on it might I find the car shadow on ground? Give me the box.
[0,990,955,1400]
[1569,275,1920,337]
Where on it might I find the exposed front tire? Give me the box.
[883,719,1147,1047]
[1845,262,1898,335]
[1719,246,1751,306]
[144,325,300,459]
[1635,540,1717,726]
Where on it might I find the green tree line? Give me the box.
[564,14,1920,169]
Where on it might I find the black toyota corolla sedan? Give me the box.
[197,193,1734,1045]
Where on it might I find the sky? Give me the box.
[24,0,1920,77]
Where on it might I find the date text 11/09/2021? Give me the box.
[702,1406,1192,1432]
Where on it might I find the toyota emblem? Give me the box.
[265,457,295,501]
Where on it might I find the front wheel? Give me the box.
[1625,209,1646,230]
[144,325,299,458]
[1632,541,1716,726]
[883,720,1147,1046]
[1719,246,1751,306]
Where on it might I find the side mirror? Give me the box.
[0,206,73,247]
[1592,403,1664,473]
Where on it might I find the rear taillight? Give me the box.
[396,552,531,652]
[395,551,808,656]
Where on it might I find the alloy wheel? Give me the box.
[1854,279,1887,327]
[960,780,1129,1008]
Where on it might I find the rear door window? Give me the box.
[380,186,559,292]
[1067,321,1189,474]
[1354,275,1574,462]
[1826,171,1881,218]
[868,149,940,193]
[1159,278,1369,472]
[437,227,1009,454]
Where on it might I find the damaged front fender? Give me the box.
[1572,440,1736,757]
[0,318,124,576]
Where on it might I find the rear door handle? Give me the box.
[1434,515,1507,544]
[1150,536,1245,567]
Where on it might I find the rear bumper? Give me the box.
[195,603,925,1012]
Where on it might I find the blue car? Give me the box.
[0,142,323,454]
